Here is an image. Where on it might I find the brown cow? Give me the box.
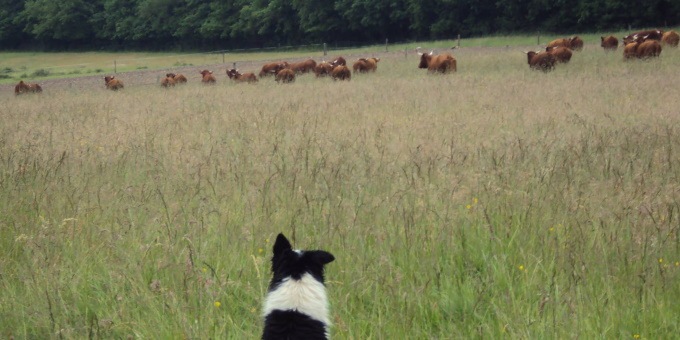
[546,46,572,63]
[600,36,619,51]
[661,30,679,47]
[331,65,351,81]
[14,80,42,95]
[418,51,457,74]
[623,29,663,44]
[637,39,662,59]
[289,59,317,74]
[160,76,176,88]
[259,62,289,77]
[226,68,258,83]
[547,36,583,51]
[353,57,380,73]
[623,41,640,60]
[525,51,556,72]
[200,70,216,84]
[167,73,187,84]
[104,76,124,90]
[314,62,334,77]
[275,68,295,83]
[329,57,346,67]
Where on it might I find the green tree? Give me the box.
[21,0,97,41]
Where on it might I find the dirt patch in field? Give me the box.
[0,45,540,93]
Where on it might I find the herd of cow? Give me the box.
[12,29,680,95]
[525,29,679,72]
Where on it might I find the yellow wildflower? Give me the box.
[214,301,221,308]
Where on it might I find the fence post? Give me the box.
[114,60,117,74]
[323,43,327,56]
[537,31,540,45]
[233,62,236,70]
[223,53,225,64]
[457,34,461,47]
[385,38,389,52]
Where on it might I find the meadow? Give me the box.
[1,39,680,339]
[0,30,656,85]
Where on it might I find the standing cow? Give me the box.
[547,36,583,51]
[546,46,572,63]
[661,31,679,47]
[353,57,380,73]
[623,29,664,44]
[525,51,556,72]
[601,36,619,51]
[314,62,334,77]
[331,65,351,81]
[259,62,289,77]
[289,59,317,74]
[200,70,216,84]
[275,68,295,83]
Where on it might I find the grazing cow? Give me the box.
[547,36,583,51]
[546,46,572,63]
[275,68,295,83]
[353,57,380,73]
[623,41,640,60]
[418,51,457,74]
[259,62,289,78]
[104,76,124,90]
[331,65,351,81]
[637,39,662,59]
[525,51,556,72]
[14,80,42,95]
[289,59,317,74]
[623,37,663,60]
[329,57,346,68]
[623,29,663,44]
[226,68,258,83]
[661,30,679,47]
[167,73,187,84]
[200,70,216,84]
[600,36,619,51]
[160,76,176,88]
[314,62,333,77]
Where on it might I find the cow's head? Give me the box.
[418,52,433,68]
[104,76,114,83]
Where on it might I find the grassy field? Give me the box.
[4,29,678,85]
[1,40,680,339]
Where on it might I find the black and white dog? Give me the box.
[262,233,335,340]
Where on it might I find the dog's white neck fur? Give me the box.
[263,272,330,327]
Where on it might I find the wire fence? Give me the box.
[33,39,415,77]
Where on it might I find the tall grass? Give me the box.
[1,46,680,339]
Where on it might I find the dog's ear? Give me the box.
[308,250,335,265]
[273,233,292,256]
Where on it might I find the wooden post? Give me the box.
[537,31,540,45]
[385,38,389,52]
[114,60,117,74]
[232,62,236,70]
[222,53,225,64]
[457,34,461,47]
[323,43,327,56]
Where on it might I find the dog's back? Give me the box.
[262,234,335,340]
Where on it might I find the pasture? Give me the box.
[1,41,680,339]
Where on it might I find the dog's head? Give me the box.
[269,233,334,289]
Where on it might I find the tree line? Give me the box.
[1,0,678,51]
